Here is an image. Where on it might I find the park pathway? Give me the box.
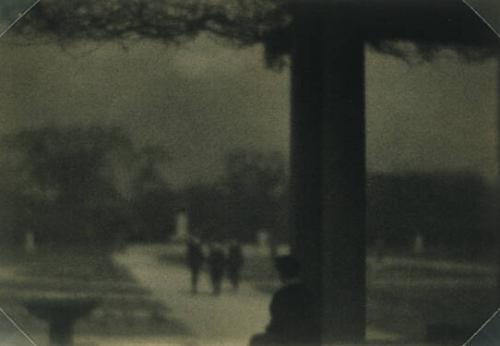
[103,244,405,346]
[113,244,271,346]
[0,245,490,346]
[71,243,476,346]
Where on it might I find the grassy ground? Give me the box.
[5,243,491,343]
[0,245,189,344]
[159,245,498,343]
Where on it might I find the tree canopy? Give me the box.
[0,125,177,247]
[16,0,289,66]
[185,148,287,242]
[367,172,493,259]
[12,0,498,67]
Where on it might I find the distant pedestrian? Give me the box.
[208,242,226,295]
[227,239,244,291]
[186,236,204,294]
[249,255,319,346]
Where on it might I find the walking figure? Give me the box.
[227,239,244,291]
[208,242,226,295]
[186,236,204,294]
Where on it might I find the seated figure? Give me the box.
[250,256,319,346]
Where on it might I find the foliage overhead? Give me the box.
[14,0,498,67]
[19,0,286,44]
[17,0,289,66]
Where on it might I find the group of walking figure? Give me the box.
[186,236,244,295]
[186,235,318,345]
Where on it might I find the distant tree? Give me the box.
[0,125,136,248]
[222,149,287,243]
[182,149,287,243]
[184,182,230,241]
[367,172,490,259]
[131,144,177,242]
[132,145,171,194]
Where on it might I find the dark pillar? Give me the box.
[290,3,366,343]
[496,56,500,308]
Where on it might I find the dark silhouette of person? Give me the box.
[249,255,319,346]
[227,239,244,291]
[186,236,204,294]
[208,242,226,295]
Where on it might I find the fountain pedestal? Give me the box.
[23,297,99,346]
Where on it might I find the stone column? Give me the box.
[290,2,366,343]
[496,55,500,307]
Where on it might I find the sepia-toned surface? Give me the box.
[0,0,497,345]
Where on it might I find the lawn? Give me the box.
[0,245,189,344]
[159,244,498,343]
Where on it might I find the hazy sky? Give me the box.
[366,47,497,181]
[0,32,497,187]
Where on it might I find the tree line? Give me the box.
[0,124,491,259]
[0,124,288,250]
[367,173,495,260]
